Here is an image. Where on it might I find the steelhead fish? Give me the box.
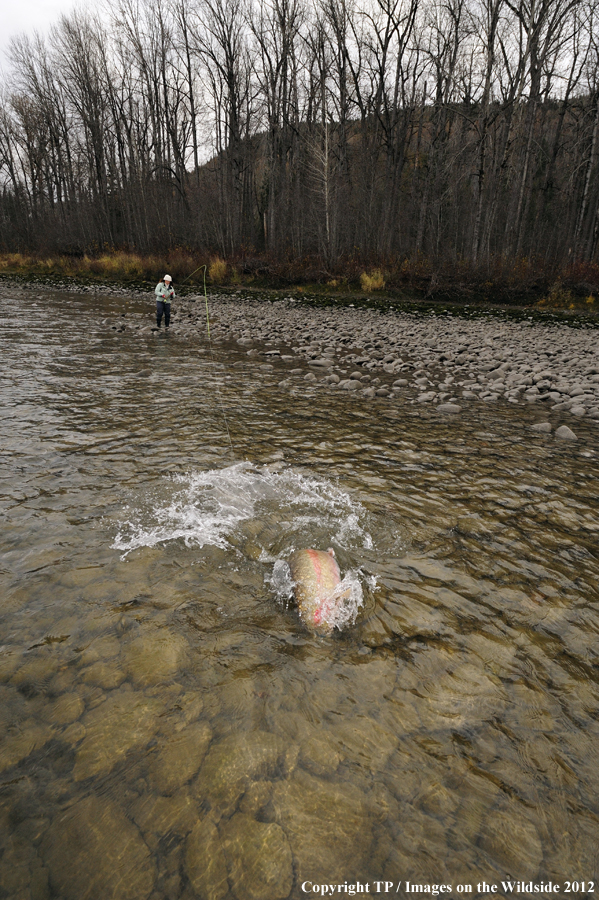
[287,548,348,635]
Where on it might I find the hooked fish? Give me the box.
[287,548,348,635]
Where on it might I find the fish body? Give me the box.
[288,548,343,635]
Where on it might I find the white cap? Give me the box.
[164,274,172,282]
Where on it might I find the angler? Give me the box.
[155,274,175,329]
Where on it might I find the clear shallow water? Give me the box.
[1,289,598,899]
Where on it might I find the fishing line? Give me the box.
[194,264,234,456]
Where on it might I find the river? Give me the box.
[1,287,598,899]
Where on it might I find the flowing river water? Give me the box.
[1,288,598,900]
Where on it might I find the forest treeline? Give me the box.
[1,0,599,279]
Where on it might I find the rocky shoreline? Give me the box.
[107,292,599,438]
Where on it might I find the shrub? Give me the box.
[209,257,227,284]
[537,281,576,309]
[360,269,385,292]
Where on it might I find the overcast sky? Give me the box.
[1,0,86,64]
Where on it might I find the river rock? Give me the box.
[304,372,316,381]
[73,688,163,781]
[239,780,273,816]
[147,720,212,795]
[40,795,156,900]
[0,832,49,900]
[0,720,55,774]
[531,422,552,433]
[121,629,187,686]
[299,735,340,776]
[570,405,586,416]
[81,660,126,690]
[437,403,461,413]
[49,692,85,725]
[555,425,577,440]
[131,789,198,846]
[332,715,398,771]
[195,730,288,816]
[185,817,229,900]
[271,769,373,883]
[220,813,293,900]
[478,805,542,878]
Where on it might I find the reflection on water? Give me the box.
[1,289,598,899]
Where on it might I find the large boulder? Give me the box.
[73,687,163,781]
[195,730,288,817]
[220,814,293,900]
[41,795,155,900]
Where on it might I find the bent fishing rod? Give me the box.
[181,263,232,453]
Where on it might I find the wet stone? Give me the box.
[48,692,85,725]
[0,721,56,774]
[478,805,542,879]
[220,813,293,900]
[531,422,552,433]
[73,688,164,781]
[299,735,341,777]
[185,817,229,900]
[437,403,461,413]
[555,425,577,440]
[147,720,212,795]
[195,730,288,817]
[0,832,49,900]
[80,660,126,690]
[272,769,373,884]
[40,794,156,900]
[122,630,187,687]
[131,790,198,845]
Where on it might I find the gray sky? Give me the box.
[1,0,83,62]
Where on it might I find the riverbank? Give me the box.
[2,251,599,311]
[93,285,599,437]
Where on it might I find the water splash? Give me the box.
[112,461,373,559]
[268,559,367,634]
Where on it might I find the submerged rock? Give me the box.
[121,629,187,686]
[478,805,542,879]
[185,817,229,900]
[40,795,155,900]
[195,730,288,817]
[272,768,374,884]
[299,735,341,777]
[147,720,212,795]
[220,813,293,900]
[0,721,55,774]
[73,688,163,781]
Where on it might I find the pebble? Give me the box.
[555,425,577,440]
[531,422,552,433]
[437,403,461,413]
[106,292,598,434]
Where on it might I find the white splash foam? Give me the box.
[314,571,365,633]
[113,462,373,558]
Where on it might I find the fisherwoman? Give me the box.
[155,274,175,329]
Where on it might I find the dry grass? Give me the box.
[208,257,227,284]
[0,250,207,284]
[537,281,578,309]
[360,269,386,291]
